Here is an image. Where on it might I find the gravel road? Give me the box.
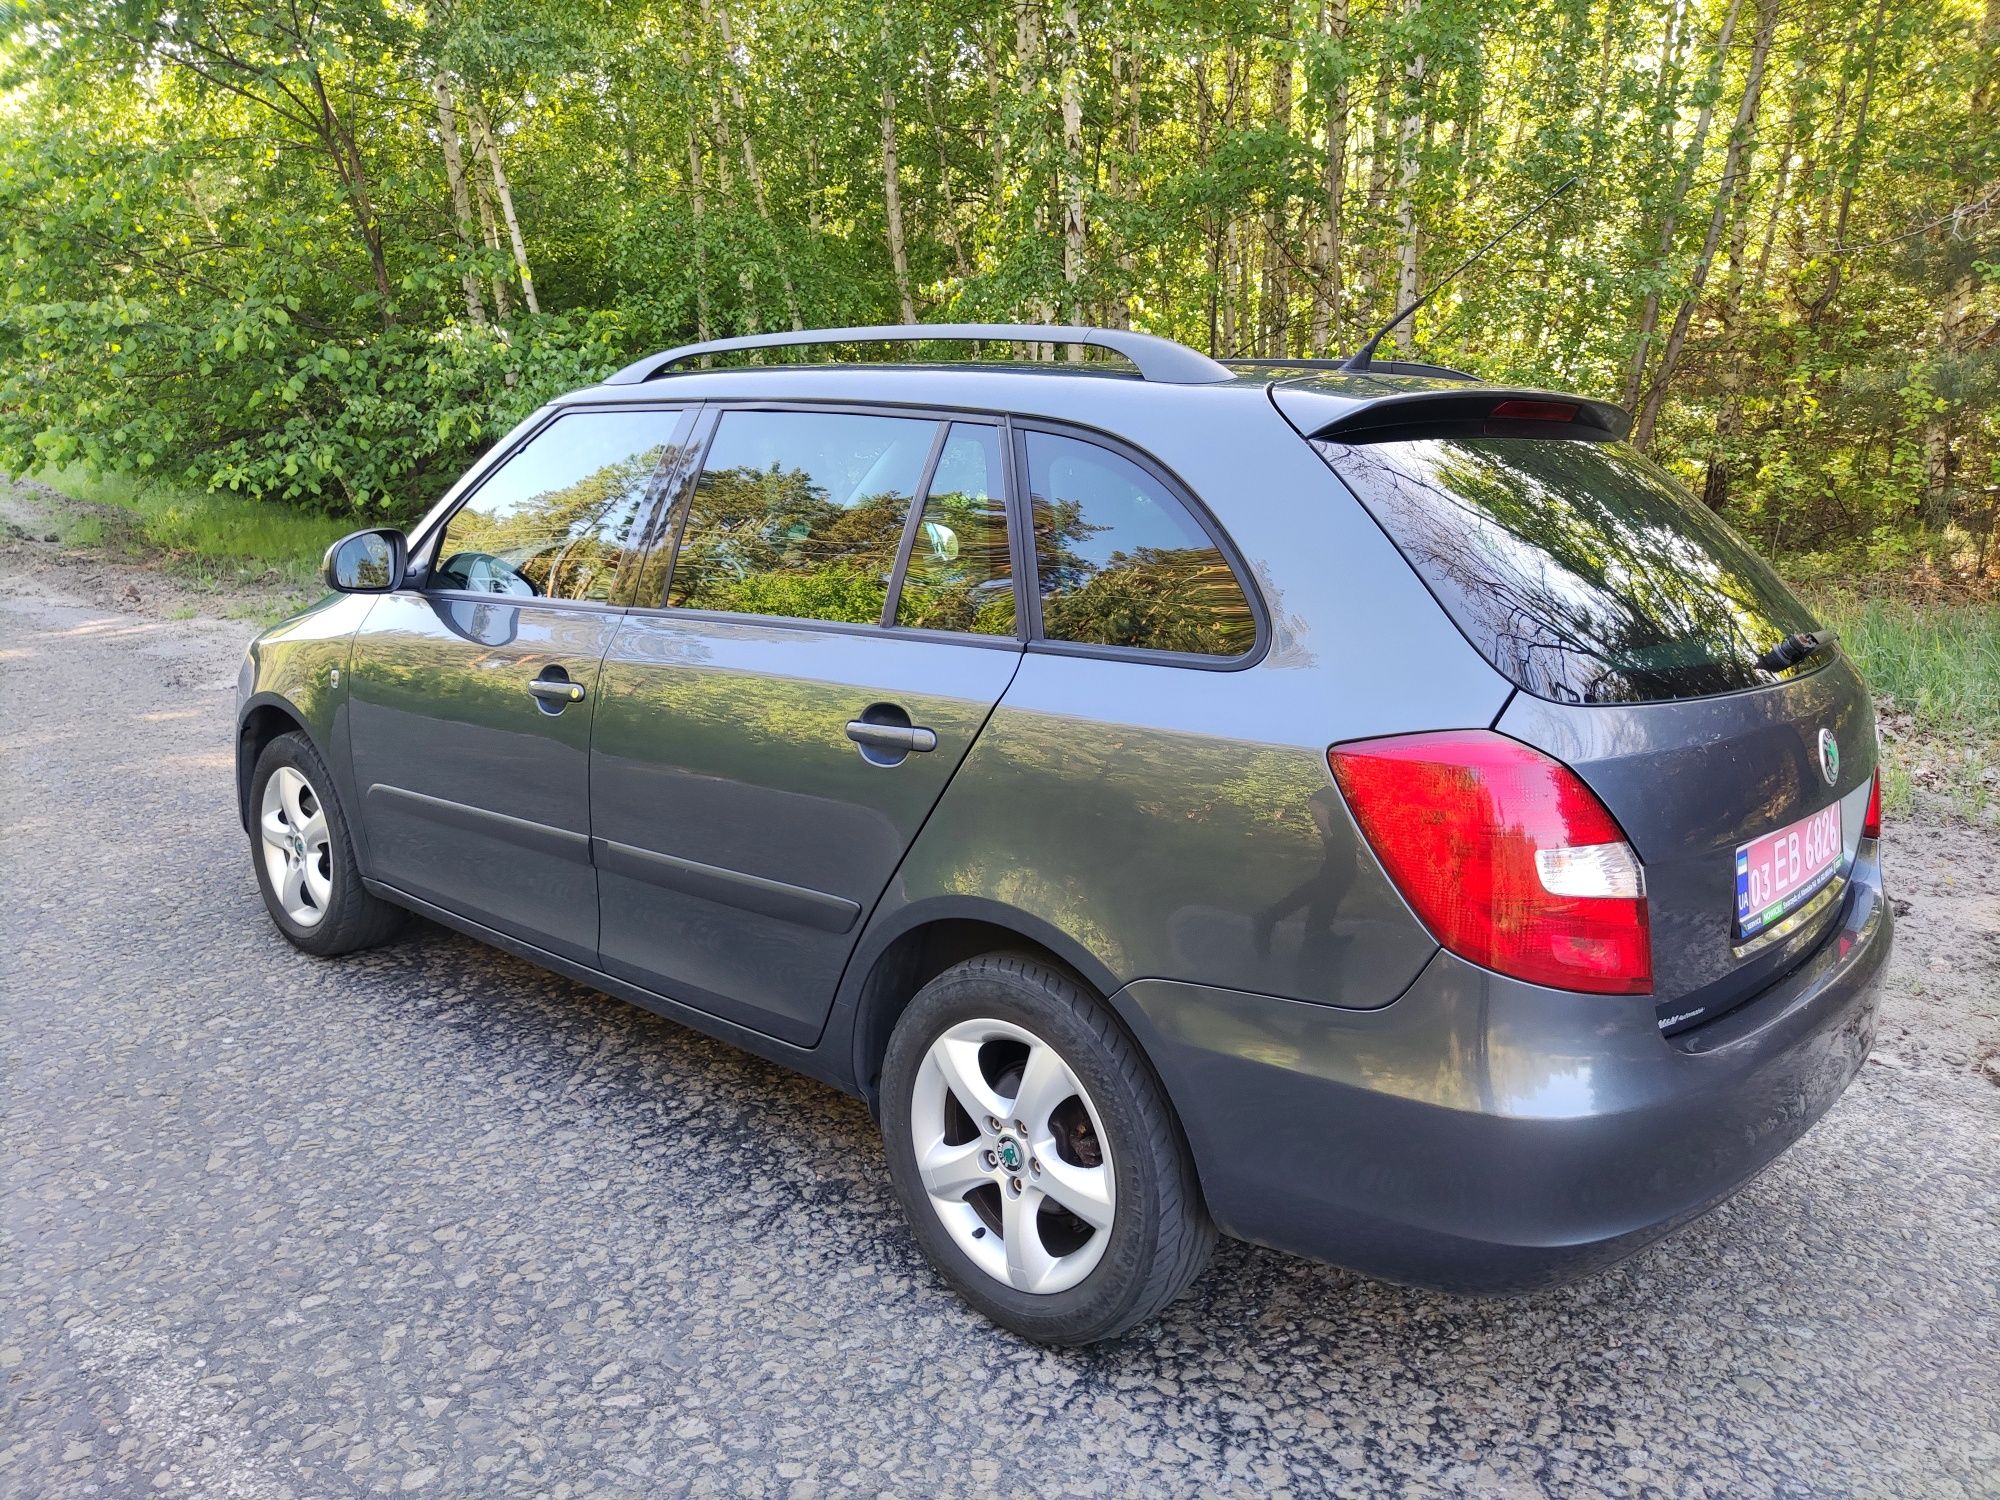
[3,551,1997,1498]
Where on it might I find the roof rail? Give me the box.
[599,324,1234,387]
[1237,356,1481,382]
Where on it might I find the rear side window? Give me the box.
[1316,437,1821,704]
[895,423,1016,636]
[1024,431,1255,658]
[433,408,685,601]
[669,410,935,624]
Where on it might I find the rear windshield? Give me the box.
[1314,435,1821,705]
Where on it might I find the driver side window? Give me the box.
[433,408,686,602]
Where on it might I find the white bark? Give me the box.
[431,75,486,325]
[472,102,539,317]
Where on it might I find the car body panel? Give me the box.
[590,612,1022,1044]
[234,591,376,831]
[1498,655,1878,1031]
[884,648,1441,1010]
[1112,840,1888,1291]
[344,592,620,963]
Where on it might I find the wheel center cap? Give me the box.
[995,1136,1024,1174]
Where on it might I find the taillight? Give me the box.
[1327,731,1652,995]
[1862,769,1882,840]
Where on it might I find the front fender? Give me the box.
[234,593,375,846]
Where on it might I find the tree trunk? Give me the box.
[1058,0,1087,354]
[687,124,712,343]
[1356,55,1394,315]
[306,63,393,325]
[431,75,486,326]
[473,167,511,321]
[1264,5,1295,357]
[1309,0,1349,355]
[472,103,539,316]
[882,71,916,324]
[1623,0,1742,413]
[1391,0,1425,355]
[703,0,802,330]
[1635,0,1777,449]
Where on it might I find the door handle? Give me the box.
[528,678,586,705]
[845,720,937,753]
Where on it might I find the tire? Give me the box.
[248,730,403,957]
[880,953,1215,1345]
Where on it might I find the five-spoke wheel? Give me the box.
[911,1017,1118,1295]
[259,764,333,928]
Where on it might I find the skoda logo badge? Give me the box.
[1818,728,1840,786]
[997,1138,1023,1173]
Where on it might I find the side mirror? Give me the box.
[322,528,406,593]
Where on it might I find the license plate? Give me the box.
[1735,802,1844,939]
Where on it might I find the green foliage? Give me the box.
[0,0,1993,568]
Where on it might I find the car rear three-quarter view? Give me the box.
[235,325,1891,1345]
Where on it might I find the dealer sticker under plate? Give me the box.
[1735,801,1844,939]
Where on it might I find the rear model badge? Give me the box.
[1818,728,1840,786]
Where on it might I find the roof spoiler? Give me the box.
[1305,388,1631,444]
[600,324,1234,386]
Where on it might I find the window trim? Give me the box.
[412,401,696,612]
[1009,417,1269,671]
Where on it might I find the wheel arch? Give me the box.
[236,694,318,831]
[839,897,1131,1112]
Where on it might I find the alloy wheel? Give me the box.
[259,765,332,928]
[909,1018,1117,1295]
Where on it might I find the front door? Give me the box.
[347,405,692,962]
[590,407,1024,1043]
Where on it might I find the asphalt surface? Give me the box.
[3,583,1997,1500]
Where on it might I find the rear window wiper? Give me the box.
[1756,630,1837,672]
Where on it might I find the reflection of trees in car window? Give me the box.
[433,409,684,602]
[896,424,1016,636]
[668,410,936,625]
[1320,437,1817,704]
[1026,432,1255,658]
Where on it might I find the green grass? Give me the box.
[1806,590,1999,821]
[1809,592,2000,740]
[35,464,355,590]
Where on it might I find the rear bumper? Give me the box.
[1112,841,1890,1294]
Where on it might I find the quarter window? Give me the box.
[669,410,936,625]
[1025,431,1255,658]
[432,409,685,602]
[894,423,1016,636]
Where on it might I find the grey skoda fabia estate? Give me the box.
[238,325,1890,1344]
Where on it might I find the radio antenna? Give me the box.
[1339,175,1581,373]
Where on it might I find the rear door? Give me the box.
[590,406,1023,1044]
[1313,430,1878,1031]
[346,405,692,962]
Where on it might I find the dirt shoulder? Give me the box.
[0,473,311,624]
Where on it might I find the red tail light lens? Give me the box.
[1862,769,1882,840]
[1328,731,1652,995]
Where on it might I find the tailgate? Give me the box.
[1497,654,1878,1032]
